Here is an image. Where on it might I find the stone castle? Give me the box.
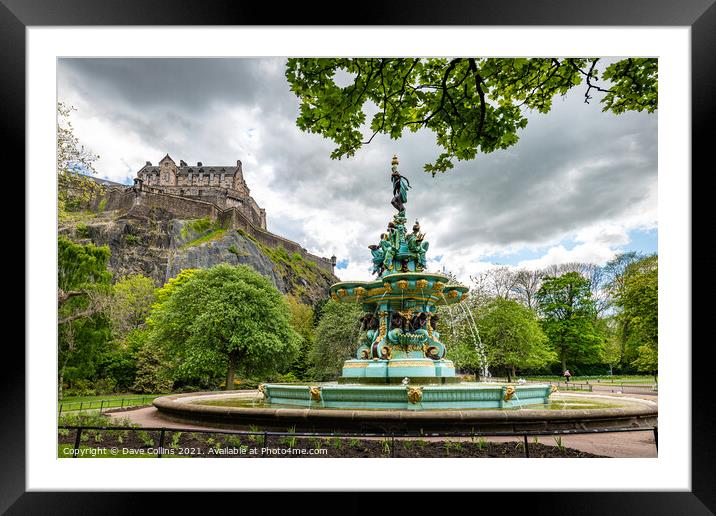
[92,154,336,274]
[135,154,267,229]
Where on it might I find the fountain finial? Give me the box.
[390,156,410,213]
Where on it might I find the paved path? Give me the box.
[108,405,657,458]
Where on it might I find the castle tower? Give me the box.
[158,154,177,186]
[232,160,250,196]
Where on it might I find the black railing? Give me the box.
[544,381,658,394]
[58,424,658,458]
[552,381,593,391]
[58,396,156,416]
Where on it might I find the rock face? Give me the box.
[58,207,338,305]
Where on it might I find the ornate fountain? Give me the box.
[332,155,465,382]
[259,156,553,409]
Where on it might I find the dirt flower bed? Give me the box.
[58,428,605,458]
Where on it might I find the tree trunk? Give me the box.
[511,366,516,381]
[506,367,512,383]
[226,351,239,391]
[561,347,567,374]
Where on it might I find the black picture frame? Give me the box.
[7,0,714,513]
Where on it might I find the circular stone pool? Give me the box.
[153,388,657,433]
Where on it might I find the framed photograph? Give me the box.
[10,0,714,512]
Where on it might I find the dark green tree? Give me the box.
[477,298,554,382]
[147,264,300,390]
[309,299,363,380]
[284,293,316,380]
[614,255,658,378]
[535,272,602,373]
[130,329,174,394]
[286,58,657,175]
[109,274,157,340]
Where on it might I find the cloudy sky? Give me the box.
[57,58,657,283]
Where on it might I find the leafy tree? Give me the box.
[147,264,300,390]
[535,272,602,372]
[286,58,657,174]
[130,329,173,393]
[614,255,658,378]
[57,102,103,215]
[309,299,362,380]
[154,268,200,305]
[598,316,622,376]
[110,274,157,340]
[284,294,315,379]
[60,314,113,395]
[100,328,144,392]
[476,298,554,382]
[312,297,330,324]
[58,236,113,398]
[437,302,488,378]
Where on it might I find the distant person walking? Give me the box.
[563,370,572,383]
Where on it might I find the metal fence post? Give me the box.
[653,427,658,451]
[158,429,166,458]
[73,427,82,458]
[79,402,83,412]
[523,435,530,458]
[58,403,63,417]
[99,400,104,415]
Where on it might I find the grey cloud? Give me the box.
[59,58,293,115]
[58,57,657,267]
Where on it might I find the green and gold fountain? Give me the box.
[333,154,466,382]
[260,156,554,409]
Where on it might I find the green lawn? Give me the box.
[58,393,170,413]
[522,375,656,384]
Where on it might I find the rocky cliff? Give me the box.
[58,206,338,305]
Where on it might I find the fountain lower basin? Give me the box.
[260,382,552,410]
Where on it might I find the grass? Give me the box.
[182,228,228,248]
[281,426,298,448]
[380,437,391,456]
[553,436,566,453]
[180,216,216,239]
[179,217,227,247]
[523,375,657,384]
[236,229,324,286]
[60,393,167,403]
[228,244,248,258]
[58,393,168,413]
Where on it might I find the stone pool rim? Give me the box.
[152,390,658,433]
